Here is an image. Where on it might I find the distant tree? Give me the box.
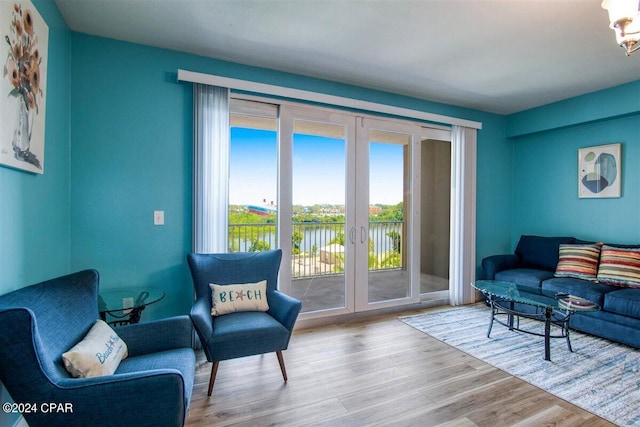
[380,252,401,268]
[387,230,401,253]
[329,232,345,246]
[228,210,276,251]
[228,240,239,252]
[292,230,303,255]
[248,240,270,252]
[371,202,403,222]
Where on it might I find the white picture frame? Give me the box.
[578,143,621,198]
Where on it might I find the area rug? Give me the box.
[399,304,640,426]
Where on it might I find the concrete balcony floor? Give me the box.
[291,270,449,313]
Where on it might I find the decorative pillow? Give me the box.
[62,319,128,378]
[597,245,640,288]
[210,280,269,316]
[554,244,601,281]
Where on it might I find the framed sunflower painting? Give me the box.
[0,0,48,174]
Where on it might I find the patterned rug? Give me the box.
[399,304,640,426]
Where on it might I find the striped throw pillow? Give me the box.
[554,244,601,281]
[597,245,640,288]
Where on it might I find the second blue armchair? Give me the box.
[187,249,302,396]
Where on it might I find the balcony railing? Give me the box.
[228,221,404,278]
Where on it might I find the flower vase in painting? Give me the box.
[1,1,48,173]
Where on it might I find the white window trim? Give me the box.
[178,70,482,130]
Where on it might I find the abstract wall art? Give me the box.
[578,143,621,198]
[0,0,48,174]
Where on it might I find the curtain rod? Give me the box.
[177,69,482,130]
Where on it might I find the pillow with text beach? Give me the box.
[209,280,269,316]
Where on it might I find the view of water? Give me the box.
[229,222,402,255]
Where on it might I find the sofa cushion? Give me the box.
[495,268,555,289]
[554,243,601,281]
[603,288,640,319]
[515,235,575,271]
[542,277,617,306]
[597,245,640,288]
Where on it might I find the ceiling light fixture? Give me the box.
[602,0,640,55]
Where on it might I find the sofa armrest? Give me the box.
[268,290,302,332]
[482,254,520,280]
[116,315,193,357]
[189,297,213,345]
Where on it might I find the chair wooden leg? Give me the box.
[276,351,288,383]
[208,361,219,397]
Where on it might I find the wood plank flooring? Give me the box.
[185,307,614,426]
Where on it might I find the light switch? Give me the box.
[154,210,165,225]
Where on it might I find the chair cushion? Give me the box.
[116,348,195,407]
[554,243,601,281]
[62,319,128,378]
[209,281,269,316]
[209,311,291,360]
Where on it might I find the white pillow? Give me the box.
[209,280,269,316]
[62,319,128,378]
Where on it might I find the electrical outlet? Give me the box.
[154,210,165,225]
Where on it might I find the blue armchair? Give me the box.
[187,249,302,396]
[0,270,195,427]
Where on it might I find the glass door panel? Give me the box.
[228,107,278,253]
[366,130,411,303]
[290,118,350,313]
[354,118,421,311]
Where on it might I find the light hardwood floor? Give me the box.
[185,307,614,426]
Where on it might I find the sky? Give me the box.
[229,127,404,206]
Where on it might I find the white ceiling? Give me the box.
[55,0,640,115]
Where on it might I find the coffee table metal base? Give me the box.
[487,297,572,361]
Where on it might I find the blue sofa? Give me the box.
[0,270,195,427]
[482,235,640,349]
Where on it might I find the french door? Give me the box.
[355,118,422,312]
[227,97,473,315]
[278,106,421,316]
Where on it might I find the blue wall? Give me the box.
[507,82,640,247]
[0,0,71,424]
[69,33,510,318]
[0,0,71,294]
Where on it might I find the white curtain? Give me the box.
[449,125,477,305]
[192,84,230,253]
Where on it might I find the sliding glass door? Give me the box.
[229,100,436,317]
[285,112,356,313]
[355,119,422,311]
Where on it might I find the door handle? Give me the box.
[349,226,356,244]
[360,226,367,244]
